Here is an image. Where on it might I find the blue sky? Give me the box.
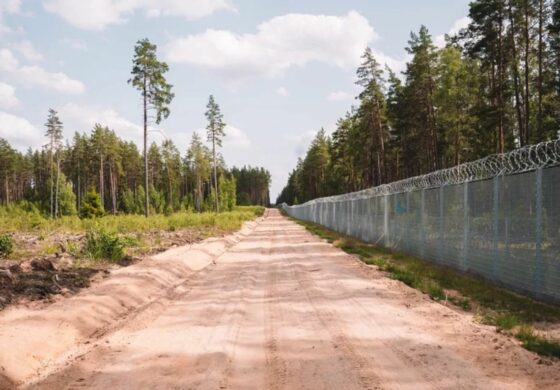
[0,0,470,199]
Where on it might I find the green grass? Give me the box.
[516,325,560,357]
[0,205,264,235]
[292,217,560,358]
[0,233,13,258]
[0,205,264,263]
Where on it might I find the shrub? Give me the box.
[85,227,125,261]
[80,189,104,219]
[58,174,78,216]
[0,234,13,258]
[495,314,521,330]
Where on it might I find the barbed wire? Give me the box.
[287,138,560,206]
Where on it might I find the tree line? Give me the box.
[0,38,270,216]
[277,0,560,205]
[0,118,269,216]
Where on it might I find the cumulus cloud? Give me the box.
[0,0,20,13]
[0,0,21,33]
[0,48,18,71]
[0,82,18,109]
[13,40,43,61]
[327,90,352,101]
[435,16,471,48]
[164,11,378,84]
[17,65,85,94]
[59,38,88,51]
[44,0,235,30]
[57,102,142,141]
[276,87,288,97]
[0,111,42,149]
[286,130,317,157]
[0,48,84,94]
[223,124,250,149]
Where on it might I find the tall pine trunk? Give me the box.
[509,2,526,145]
[55,155,60,218]
[77,159,81,214]
[167,163,173,210]
[498,14,505,154]
[143,75,149,217]
[4,173,9,205]
[523,3,531,145]
[213,137,219,213]
[99,154,104,209]
[537,0,544,141]
[373,98,385,183]
[109,162,117,214]
[49,144,54,218]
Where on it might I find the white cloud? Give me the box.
[57,102,142,142]
[287,130,317,157]
[164,11,378,84]
[17,65,85,94]
[435,16,471,48]
[142,0,235,19]
[0,111,42,150]
[372,49,409,75]
[13,40,43,61]
[0,48,18,71]
[0,48,84,94]
[223,124,250,149]
[44,0,235,30]
[0,0,21,33]
[0,0,21,13]
[276,87,288,97]
[0,82,18,109]
[59,37,88,51]
[327,90,352,101]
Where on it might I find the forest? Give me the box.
[0,41,270,218]
[0,123,271,216]
[277,0,560,205]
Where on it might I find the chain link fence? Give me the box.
[283,139,560,304]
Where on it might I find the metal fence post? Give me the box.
[462,181,469,271]
[439,185,445,263]
[492,176,499,281]
[534,168,543,296]
[383,194,389,247]
[420,189,425,258]
[406,191,410,252]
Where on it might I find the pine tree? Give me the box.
[356,47,387,185]
[186,132,211,212]
[205,95,226,213]
[161,139,182,212]
[44,109,63,218]
[435,46,480,165]
[128,38,174,217]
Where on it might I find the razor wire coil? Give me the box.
[289,138,560,207]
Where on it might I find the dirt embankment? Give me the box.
[0,219,259,388]
[0,228,219,310]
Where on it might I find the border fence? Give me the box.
[283,139,560,304]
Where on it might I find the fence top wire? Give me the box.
[286,138,560,207]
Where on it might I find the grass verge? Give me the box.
[1,206,264,263]
[293,217,560,358]
[0,205,265,235]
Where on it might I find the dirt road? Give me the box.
[4,209,560,389]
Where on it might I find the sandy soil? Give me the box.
[1,209,559,389]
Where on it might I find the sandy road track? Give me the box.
[3,209,560,389]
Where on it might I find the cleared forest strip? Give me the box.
[0,207,264,310]
[24,209,560,389]
[0,217,261,387]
